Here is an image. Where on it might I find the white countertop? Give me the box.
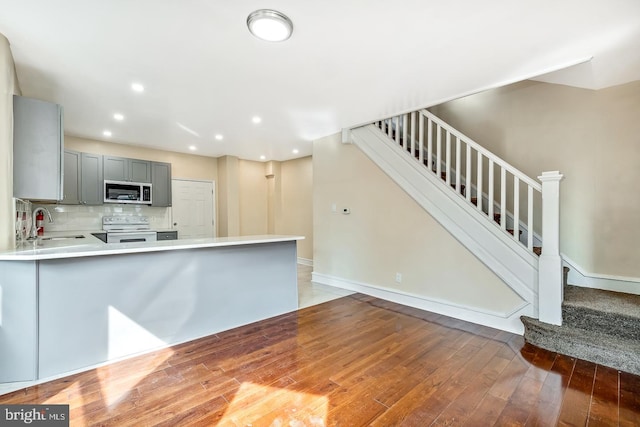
[0,231,304,261]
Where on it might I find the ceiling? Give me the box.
[1,1,639,162]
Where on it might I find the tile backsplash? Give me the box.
[33,203,172,232]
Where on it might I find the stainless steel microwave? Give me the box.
[104,180,152,204]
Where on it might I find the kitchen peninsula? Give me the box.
[0,235,302,383]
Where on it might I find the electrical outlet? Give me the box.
[395,272,402,283]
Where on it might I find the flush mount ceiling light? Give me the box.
[247,9,293,42]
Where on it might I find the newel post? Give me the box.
[538,171,564,325]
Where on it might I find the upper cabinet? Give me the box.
[151,162,172,207]
[103,156,151,183]
[62,150,80,204]
[80,153,103,205]
[62,150,103,205]
[62,149,171,207]
[13,95,64,201]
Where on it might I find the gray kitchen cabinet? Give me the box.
[130,159,152,182]
[151,161,172,207]
[156,231,178,240]
[13,95,64,201]
[62,151,103,205]
[62,150,80,204]
[80,153,103,205]
[104,155,151,183]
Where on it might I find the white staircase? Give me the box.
[347,109,564,325]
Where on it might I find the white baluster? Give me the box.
[476,152,483,212]
[455,136,461,195]
[500,169,506,231]
[436,125,442,179]
[410,112,416,156]
[418,114,424,163]
[466,143,471,203]
[402,114,408,151]
[488,160,494,221]
[445,132,451,187]
[427,117,433,171]
[538,171,564,325]
[527,186,534,250]
[513,176,520,241]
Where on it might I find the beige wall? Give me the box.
[313,133,523,314]
[280,156,313,260]
[216,155,239,237]
[237,156,314,261]
[430,80,640,279]
[239,159,268,235]
[65,136,217,181]
[0,34,19,250]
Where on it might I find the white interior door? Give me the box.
[171,179,215,239]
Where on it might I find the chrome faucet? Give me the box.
[30,207,53,239]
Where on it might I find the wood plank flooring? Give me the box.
[1,294,638,426]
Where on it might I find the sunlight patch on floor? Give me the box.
[220,382,328,426]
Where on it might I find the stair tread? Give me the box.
[522,315,640,375]
[563,285,640,320]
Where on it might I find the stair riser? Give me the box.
[522,317,640,376]
[562,306,640,341]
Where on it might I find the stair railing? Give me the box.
[374,109,564,325]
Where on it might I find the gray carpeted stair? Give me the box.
[522,277,640,375]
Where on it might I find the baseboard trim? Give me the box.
[562,255,640,295]
[312,272,531,334]
[297,257,313,267]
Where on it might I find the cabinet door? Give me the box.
[103,156,128,181]
[80,153,103,205]
[130,159,152,183]
[151,162,172,206]
[13,95,64,200]
[62,150,80,204]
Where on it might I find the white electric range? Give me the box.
[102,216,157,243]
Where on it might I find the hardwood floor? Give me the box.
[1,294,638,426]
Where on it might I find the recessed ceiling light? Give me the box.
[252,116,262,124]
[131,83,145,93]
[103,130,112,137]
[189,145,197,151]
[247,9,293,42]
[260,155,266,160]
[215,134,223,141]
[113,113,124,121]
[292,149,299,154]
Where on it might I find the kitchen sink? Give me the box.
[40,235,86,241]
